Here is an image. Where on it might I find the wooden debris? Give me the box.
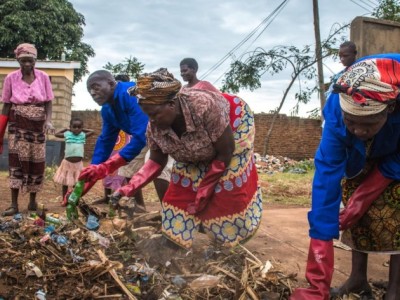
[96,249,138,300]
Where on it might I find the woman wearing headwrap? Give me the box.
[112,68,262,249]
[290,55,400,300]
[0,43,54,216]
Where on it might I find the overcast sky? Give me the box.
[68,0,375,116]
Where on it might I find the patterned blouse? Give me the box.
[147,90,229,163]
[1,69,54,104]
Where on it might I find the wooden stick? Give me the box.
[132,211,160,223]
[97,249,138,300]
[94,295,123,299]
[238,244,262,265]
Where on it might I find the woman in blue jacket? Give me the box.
[290,55,400,300]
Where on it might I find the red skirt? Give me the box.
[161,95,262,249]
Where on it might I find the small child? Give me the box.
[53,118,94,200]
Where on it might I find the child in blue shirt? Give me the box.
[54,118,94,201]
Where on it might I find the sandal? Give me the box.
[2,206,19,217]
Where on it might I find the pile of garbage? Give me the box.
[0,198,295,299]
[254,154,314,174]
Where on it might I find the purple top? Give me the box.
[1,69,54,104]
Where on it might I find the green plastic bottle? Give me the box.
[68,180,85,206]
[66,203,79,221]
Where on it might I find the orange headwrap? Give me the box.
[14,43,37,59]
[129,68,182,105]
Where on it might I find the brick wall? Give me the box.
[71,110,323,161]
[254,113,322,160]
[50,76,73,133]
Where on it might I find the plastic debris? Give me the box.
[189,274,221,290]
[88,231,110,248]
[86,214,100,230]
[35,289,46,300]
[172,275,186,288]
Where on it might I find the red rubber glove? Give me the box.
[187,160,226,215]
[78,153,127,182]
[115,159,162,197]
[289,238,334,300]
[60,180,97,206]
[339,165,393,231]
[0,115,9,154]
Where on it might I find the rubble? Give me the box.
[254,154,314,174]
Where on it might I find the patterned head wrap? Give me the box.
[128,68,182,105]
[14,43,37,59]
[333,58,400,116]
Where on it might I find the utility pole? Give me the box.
[313,0,326,120]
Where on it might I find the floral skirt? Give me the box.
[341,165,400,253]
[162,152,262,249]
[8,104,46,193]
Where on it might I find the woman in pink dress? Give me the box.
[0,43,54,216]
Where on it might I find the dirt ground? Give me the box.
[0,173,391,299]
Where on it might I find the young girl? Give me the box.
[53,118,94,200]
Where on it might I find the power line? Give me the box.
[212,1,289,85]
[364,0,379,7]
[200,0,289,80]
[350,0,373,13]
[358,0,376,10]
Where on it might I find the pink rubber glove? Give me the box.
[187,160,226,214]
[0,115,9,154]
[339,165,392,231]
[78,153,127,182]
[115,159,162,197]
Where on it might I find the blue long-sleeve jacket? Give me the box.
[91,82,149,165]
[309,53,400,241]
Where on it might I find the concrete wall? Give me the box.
[351,16,400,57]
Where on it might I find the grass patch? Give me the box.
[259,171,314,207]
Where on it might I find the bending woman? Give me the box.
[113,68,262,249]
[290,55,400,300]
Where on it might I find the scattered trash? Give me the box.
[45,215,62,226]
[34,289,46,300]
[0,197,347,299]
[50,233,68,245]
[260,260,274,278]
[25,262,43,278]
[88,231,110,248]
[172,275,186,288]
[86,214,100,230]
[13,213,23,221]
[189,274,221,290]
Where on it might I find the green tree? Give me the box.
[222,24,347,156]
[372,0,400,22]
[103,56,145,81]
[0,0,94,83]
